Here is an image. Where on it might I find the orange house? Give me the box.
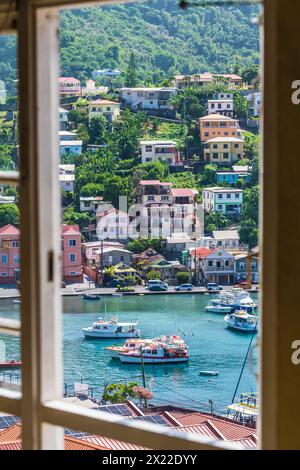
[199,113,242,142]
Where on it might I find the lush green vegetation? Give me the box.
[0,1,259,85]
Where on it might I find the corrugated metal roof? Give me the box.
[81,435,147,451]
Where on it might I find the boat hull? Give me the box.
[82,329,140,339]
[205,306,233,314]
[119,355,188,364]
[224,317,258,333]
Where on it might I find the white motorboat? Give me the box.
[119,343,189,364]
[82,317,140,339]
[211,288,257,313]
[224,311,258,333]
[205,303,233,314]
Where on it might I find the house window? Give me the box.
[218,194,223,199]
[145,145,152,152]
[223,153,229,158]
[235,193,240,199]
[227,194,231,199]
[69,239,76,247]
[12,241,19,247]
[1,254,8,264]
[14,255,20,264]
[69,253,76,262]
[1,272,7,276]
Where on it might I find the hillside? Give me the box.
[0,0,259,87]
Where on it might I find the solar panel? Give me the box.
[97,404,132,417]
[0,415,20,430]
[132,415,170,426]
[64,428,90,438]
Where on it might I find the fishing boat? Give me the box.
[82,293,101,301]
[0,360,22,370]
[107,335,187,359]
[224,311,258,333]
[12,299,21,304]
[106,339,153,358]
[82,317,140,339]
[205,302,233,314]
[119,342,189,364]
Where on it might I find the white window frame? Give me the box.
[0,0,298,452]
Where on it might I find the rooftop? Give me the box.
[213,230,239,240]
[205,137,244,143]
[199,114,238,122]
[90,99,120,105]
[203,187,244,193]
[139,180,172,186]
[171,188,198,197]
[59,140,83,146]
[58,77,80,83]
[140,140,177,146]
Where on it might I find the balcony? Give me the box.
[205,265,235,272]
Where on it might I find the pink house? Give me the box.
[61,224,83,283]
[0,225,20,283]
[58,77,81,97]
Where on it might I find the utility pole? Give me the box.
[100,238,104,286]
[183,98,188,161]
[140,347,147,408]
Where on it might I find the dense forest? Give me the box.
[0,0,260,87]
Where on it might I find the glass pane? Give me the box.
[58,0,261,451]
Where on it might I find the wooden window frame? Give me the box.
[0,0,299,451]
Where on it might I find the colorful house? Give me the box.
[120,87,177,112]
[88,99,120,122]
[0,225,20,283]
[58,77,81,97]
[61,224,83,283]
[140,140,181,165]
[59,107,69,130]
[216,165,251,186]
[59,131,82,157]
[207,93,234,117]
[202,187,243,216]
[199,114,242,142]
[172,73,243,90]
[204,249,235,285]
[59,164,75,192]
[235,254,259,283]
[203,137,244,165]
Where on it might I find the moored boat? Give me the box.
[82,317,140,339]
[106,339,152,358]
[224,311,258,333]
[0,360,22,370]
[119,343,189,364]
[82,293,101,300]
[205,303,233,314]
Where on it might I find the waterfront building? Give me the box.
[61,224,83,283]
[120,87,177,113]
[0,225,20,283]
[88,99,121,123]
[235,253,259,283]
[204,136,244,165]
[199,114,242,142]
[165,233,195,258]
[202,187,243,216]
[140,140,181,165]
[82,240,125,266]
[204,249,235,285]
[58,77,81,97]
[95,247,133,267]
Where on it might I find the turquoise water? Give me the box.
[0,293,258,415]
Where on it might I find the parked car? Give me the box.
[147,280,169,292]
[107,278,126,288]
[175,284,193,292]
[206,282,222,292]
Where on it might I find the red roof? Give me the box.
[0,224,20,236]
[190,247,213,258]
[58,77,80,83]
[171,188,196,197]
[61,224,81,235]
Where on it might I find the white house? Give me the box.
[96,208,130,241]
[246,91,261,117]
[80,196,106,213]
[59,164,75,192]
[204,249,236,285]
[0,81,7,105]
[120,87,177,111]
[207,93,234,117]
[140,140,181,165]
[88,99,120,122]
[202,187,243,216]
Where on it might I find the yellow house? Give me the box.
[203,137,244,165]
[88,99,120,122]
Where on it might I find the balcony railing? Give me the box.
[205,266,235,272]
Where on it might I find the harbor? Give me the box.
[0,292,258,414]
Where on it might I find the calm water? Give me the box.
[0,294,258,415]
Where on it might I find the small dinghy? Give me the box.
[82,293,101,300]
[199,370,219,377]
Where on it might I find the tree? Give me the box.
[88,116,109,146]
[125,52,137,87]
[205,212,230,232]
[0,204,19,226]
[102,382,138,404]
[147,270,161,280]
[243,186,259,224]
[242,65,259,86]
[233,92,248,119]
[63,206,90,228]
[200,164,218,186]
[239,219,259,249]
[127,238,162,254]
[176,271,190,285]
[134,161,169,183]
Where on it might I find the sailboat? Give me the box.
[82,276,102,300]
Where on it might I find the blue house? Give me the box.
[59,130,83,157]
[216,166,251,187]
[235,254,259,283]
